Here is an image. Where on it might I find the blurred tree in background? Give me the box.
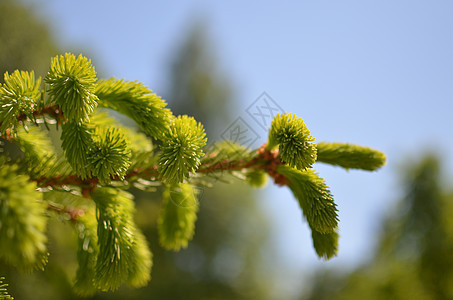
[303,154,453,300]
[0,0,58,81]
[165,21,232,136]
[0,1,275,298]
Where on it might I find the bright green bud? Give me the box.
[268,113,317,170]
[45,53,98,122]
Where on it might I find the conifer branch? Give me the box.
[95,78,171,139]
[0,53,386,294]
[29,143,283,190]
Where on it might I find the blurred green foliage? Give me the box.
[304,154,453,300]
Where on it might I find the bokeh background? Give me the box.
[2,0,453,299]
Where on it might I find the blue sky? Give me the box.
[27,0,453,291]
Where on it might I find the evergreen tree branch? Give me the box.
[27,143,271,190]
[95,78,171,139]
[24,142,305,190]
[0,53,387,293]
[277,165,339,234]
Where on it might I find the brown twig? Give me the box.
[0,105,64,133]
[16,105,63,123]
[33,143,290,192]
[198,144,289,186]
[32,145,289,193]
[36,175,99,198]
[255,144,289,186]
[0,105,64,142]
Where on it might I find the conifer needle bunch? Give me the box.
[0,53,386,296]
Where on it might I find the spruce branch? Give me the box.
[0,53,387,293]
[26,142,290,190]
[95,78,171,139]
[275,164,339,259]
[277,165,339,235]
